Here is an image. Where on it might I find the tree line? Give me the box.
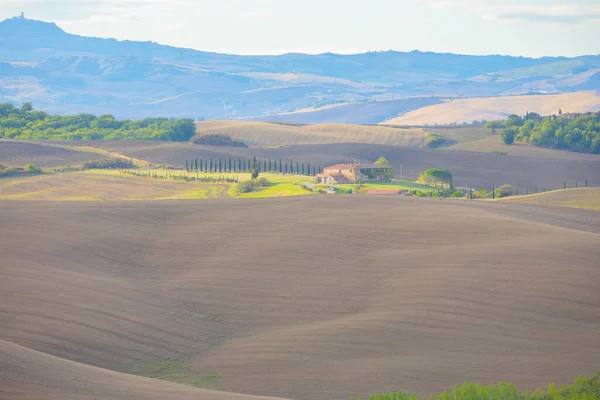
[185,156,322,176]
[485,111,600,153]
[0,102,196,141]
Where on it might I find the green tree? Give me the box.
[501,128,516,145]
[375,156,389,165]
[251,155,259,180]
[418,168,452,187]
[20,102,33,113]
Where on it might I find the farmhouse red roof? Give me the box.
[324,164,358,170]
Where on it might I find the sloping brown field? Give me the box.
[0,171,229,200]
[194,121,425,146]
[383,91,600,125]
[0,340,290,400]
[499,187,600,210]
[0,140,105,168]
[1,198,599,400]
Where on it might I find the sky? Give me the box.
[1,0,599,57]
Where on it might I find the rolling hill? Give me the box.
[1,198,599,399]
[194,121,425,146]
[1,16,599,121]
[383,91,600,125]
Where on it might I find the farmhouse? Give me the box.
[316,163,393,184]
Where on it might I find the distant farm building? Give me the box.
[316,163,393,184]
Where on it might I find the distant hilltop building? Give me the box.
[316,163,393,185]
[19,12,25,19]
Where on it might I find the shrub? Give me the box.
[83,158,135,169]
[24,163,41,173]
[191,133,248,147]
[423,132,445,148]
[495,184,514,198]
[451,191,463,198]
[233,178,270,194]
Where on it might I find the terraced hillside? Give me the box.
[1,198,599,400]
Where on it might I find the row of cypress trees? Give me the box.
[185,157,322,176]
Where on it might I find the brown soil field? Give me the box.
[0,171,229,200]
[0,340,290,400]
[0,140,105,168]
[194,121,425,146]
[62,141,600,190]
[498,188,600,210]
[1,198,599,400]
[383,91,600,125]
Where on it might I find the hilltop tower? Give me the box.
[19,12,25,19]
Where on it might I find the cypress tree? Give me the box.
[186,160,189,171]
[204,159,207,172]
[251,155,259,179]
[564,180,567,189]
[219,158,222,173]
[199,158,203,172]
[229,157,232,172]
[279,159,282,173]
[269,158,272,171]
[296,162,299,175]
[243,161,246,171]
[492,184,496,199]
[263,160,267,172]
[307,163,311,176]
[302,164,305,175]
[210,158,213,172]
[238,158,242,172]
[285,161,288,174]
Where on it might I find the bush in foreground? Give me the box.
[359,370,599,400]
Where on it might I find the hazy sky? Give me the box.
[2,0,599,57]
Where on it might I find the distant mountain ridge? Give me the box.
[1,16,599,121]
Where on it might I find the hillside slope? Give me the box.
[194,121,425,146]
[1,199,599,400]
[498,188,600,210]
[0,339,290,400]
[383,91,600,125]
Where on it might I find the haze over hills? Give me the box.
[1,16,600,122]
